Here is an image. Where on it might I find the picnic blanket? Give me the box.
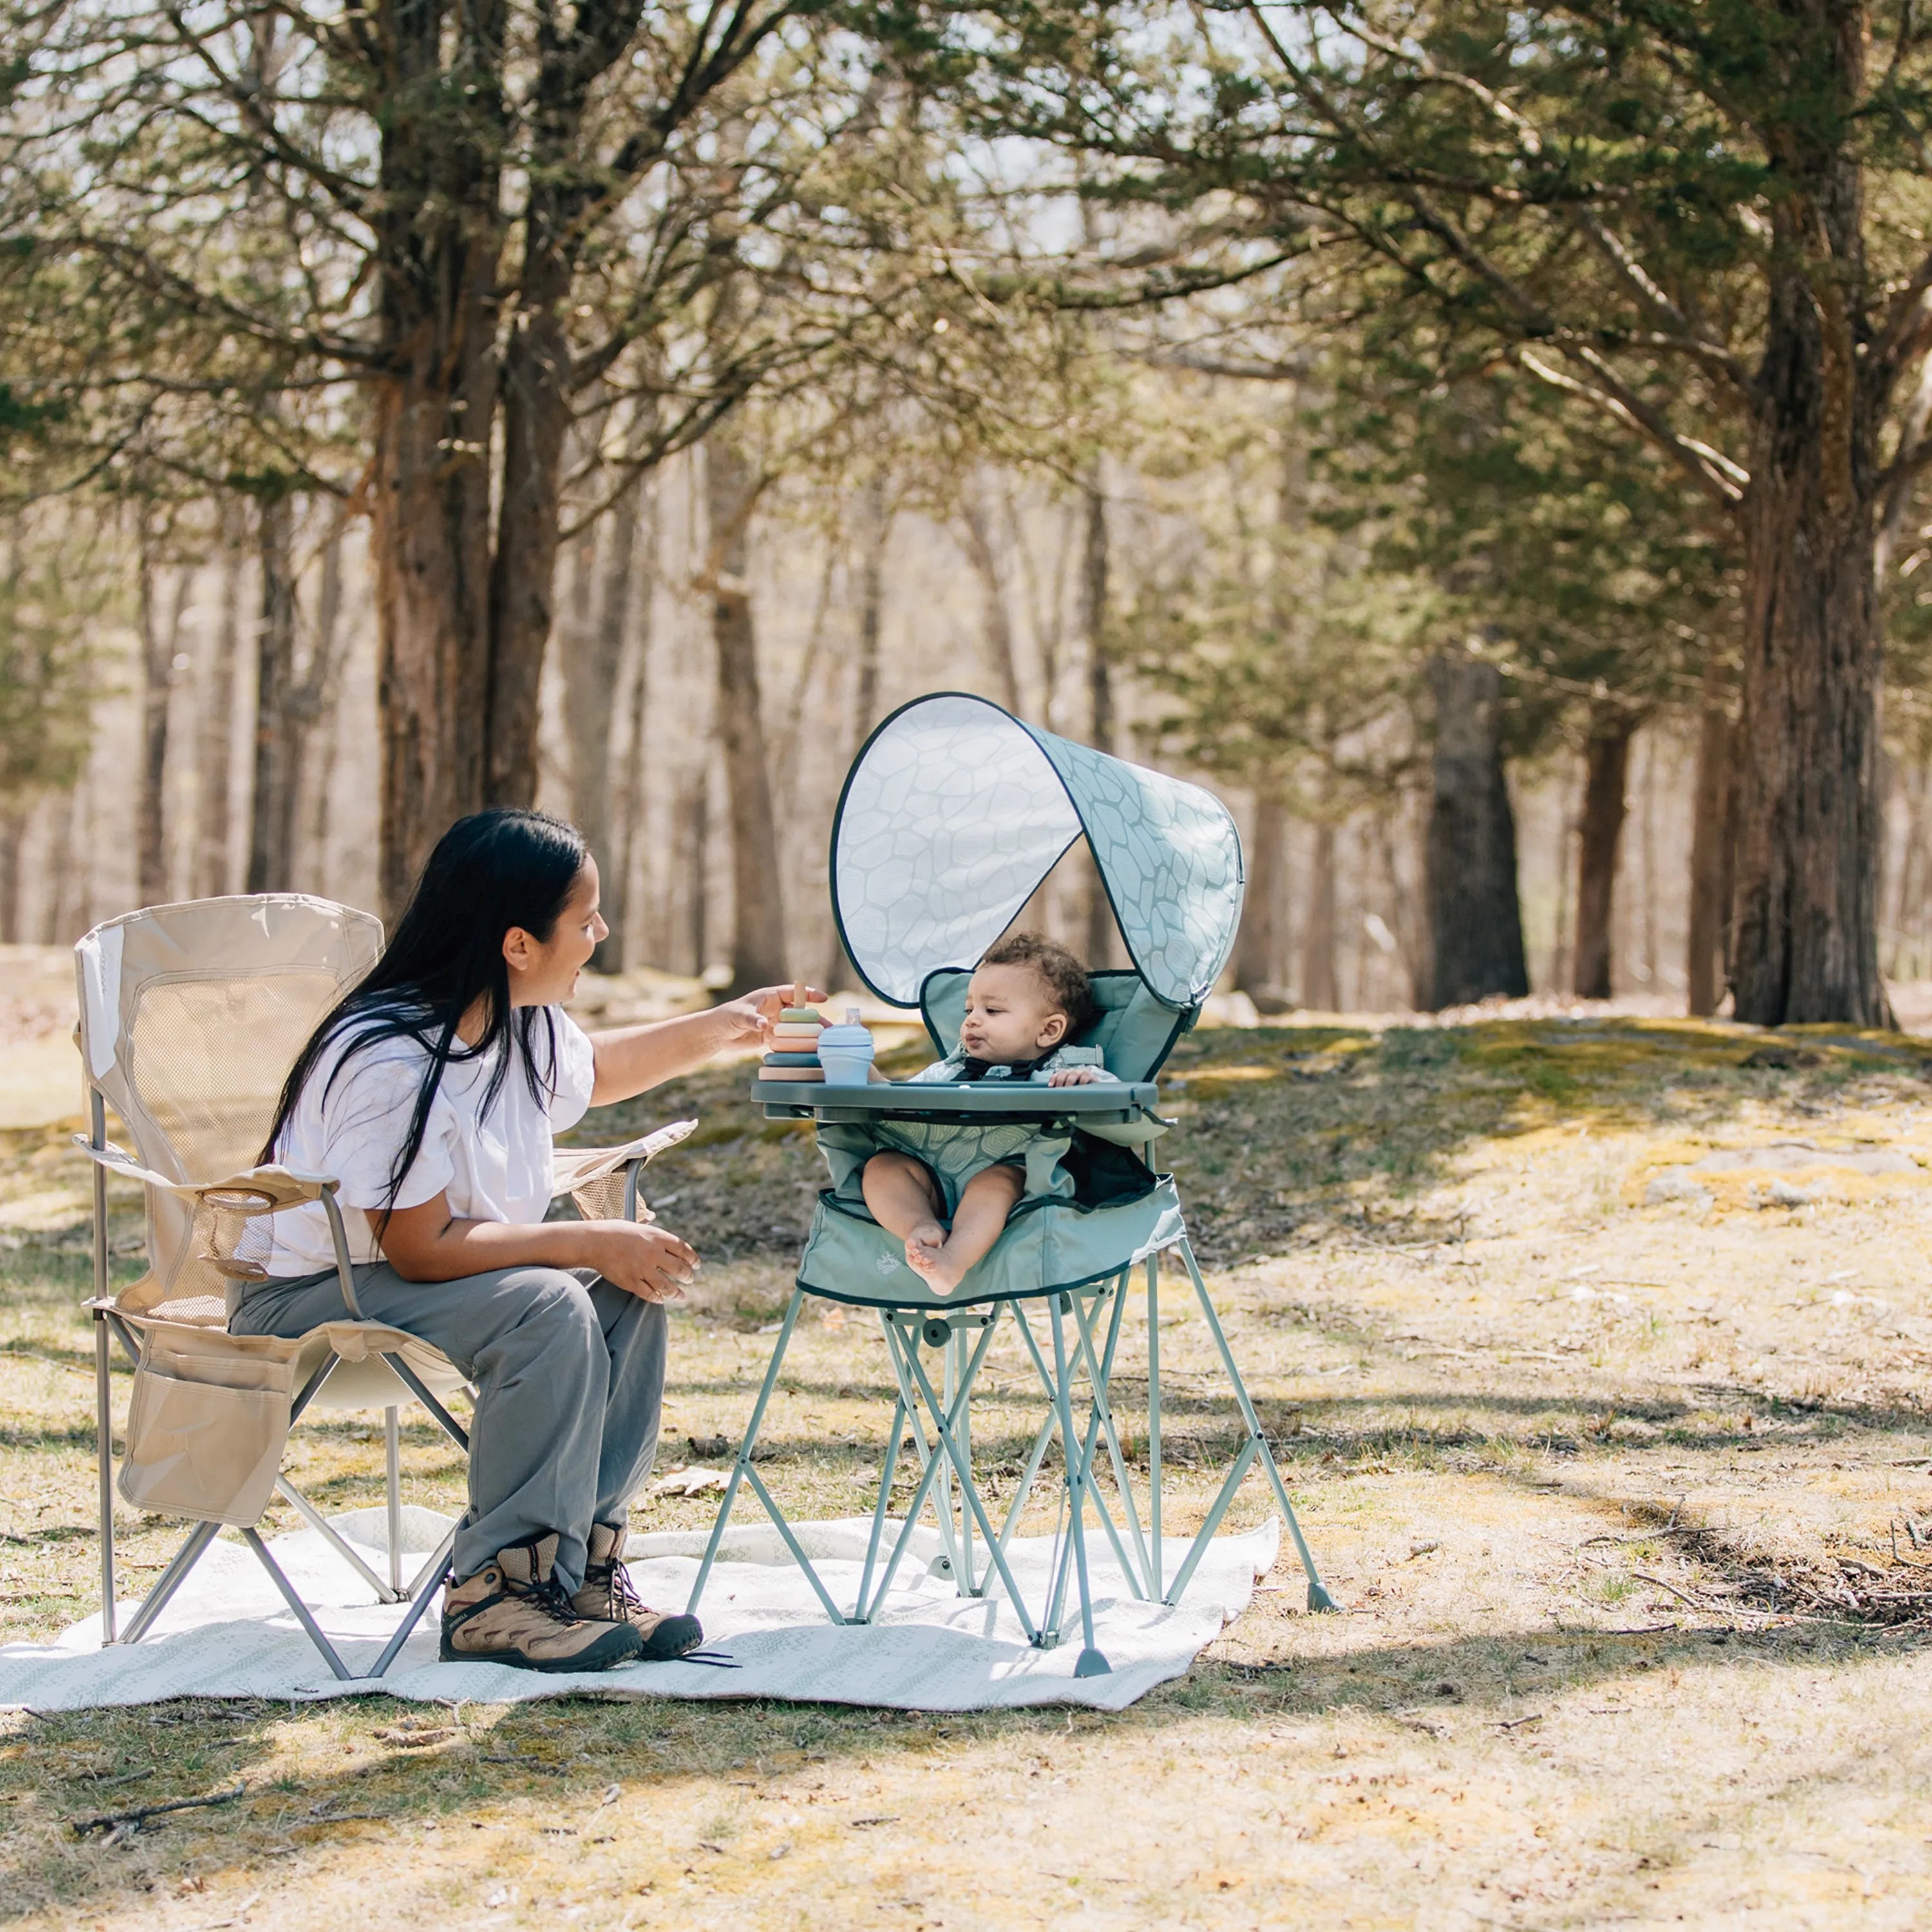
[0,1508,1278,1714]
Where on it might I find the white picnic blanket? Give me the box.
[0,1508,1278,1714]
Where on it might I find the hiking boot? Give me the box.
[571,1522,704,1662]
[440,1531,643,1672]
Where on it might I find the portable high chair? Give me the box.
[687,693,1332,1676]
[77,894,672,1681]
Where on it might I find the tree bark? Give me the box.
[484,238,573,810]
[1423,654,1528,1009]
[297,523,352,893]
[1573,714,1636,1000]
[1728,117,1892,1026]
[705,433,788,993]
[851,476,889,748]
[1302,818,1339,1010]
[368,0,504,916]
[596,473,652,972]
[137,526,185,907]
[559,506,611,876]
[0,805,26,942]
[193,532,243,899]
[680,767,712,976]
[1233,789,1287,998]
[246,493,301,892]
[39,783,77,944]
[1687,658,1736,1016]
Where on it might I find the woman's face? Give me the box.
[503,860,607,1008]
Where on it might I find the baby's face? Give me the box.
[960,963,1069,1064]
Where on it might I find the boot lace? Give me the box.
[590,1558,649,1622]
[506,1567,583,1626]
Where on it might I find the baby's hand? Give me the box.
[1046,1066,1104,1086]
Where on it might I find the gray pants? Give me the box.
[232,1264,667,1591]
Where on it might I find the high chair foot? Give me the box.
[1307,1582,1340,1613]
[1074,1647,1112,1678]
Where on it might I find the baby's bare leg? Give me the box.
[863,1153,948,1274]
[920,1163,1025,1298]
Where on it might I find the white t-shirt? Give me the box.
[257,1007,598,1278]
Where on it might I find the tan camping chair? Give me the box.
[77,895,682,1681]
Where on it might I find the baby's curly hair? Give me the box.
[979,931,1097,1037]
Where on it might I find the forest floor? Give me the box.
[6,997,1932,1927]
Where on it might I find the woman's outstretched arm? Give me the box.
[586,981,826,1105]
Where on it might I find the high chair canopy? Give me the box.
[831,693,1244,1009]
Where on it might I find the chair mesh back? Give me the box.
[79,897,383,1327]
[126,972,343,1183]
[119,971,348,1323]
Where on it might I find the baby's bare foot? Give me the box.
[920,1244,969,1298]
[904,1221,947,1277]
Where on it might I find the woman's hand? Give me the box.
[709,981,831,1050]
[576,1220,701,1302]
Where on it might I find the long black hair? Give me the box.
[262,808,590,1219]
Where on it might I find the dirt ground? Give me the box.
[6,1007,1932,1929]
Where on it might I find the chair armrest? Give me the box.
[73,1142,366,1320]
[73,1139,337,1209]
[551,1118,698,1198]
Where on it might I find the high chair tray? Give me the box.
[752,1078,1160,1124]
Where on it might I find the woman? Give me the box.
[234,808,820,1673]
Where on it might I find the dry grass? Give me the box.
[7,1014,1932,1927]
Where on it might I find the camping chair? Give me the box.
[77,894,676,1681]
[687,693,1333,1676]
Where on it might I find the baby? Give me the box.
[861,933,1115,1296]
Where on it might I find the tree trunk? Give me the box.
[39,784,77,943]
[682,769,712,976]
[1687,656,1736,1015]
[958,488,1023,714]
[298,522,351,893]
[705,433,787,993]
[1233,790,1287,998]
[368,17,503,916]
[0,806,26,942]
[193,533,243,898]
[1573,715,1636,999]
[1729,211,1891,1025]
[246,493,301,892]
[1079,471,1119,967]
[559,504,613,882]
[484,240,574,810]
[597,473,653,972]
[851,477,889,748]
[1423,654,1528,1008]
[1302,819,1338,1010]
[1638,732,1658,987]
[136,526,182,908]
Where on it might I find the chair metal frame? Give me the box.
[688,1129,1333,1678]
[79,896,660,1682]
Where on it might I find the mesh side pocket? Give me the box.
[120,1367,292,1528]
[569,1169,646,1222]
